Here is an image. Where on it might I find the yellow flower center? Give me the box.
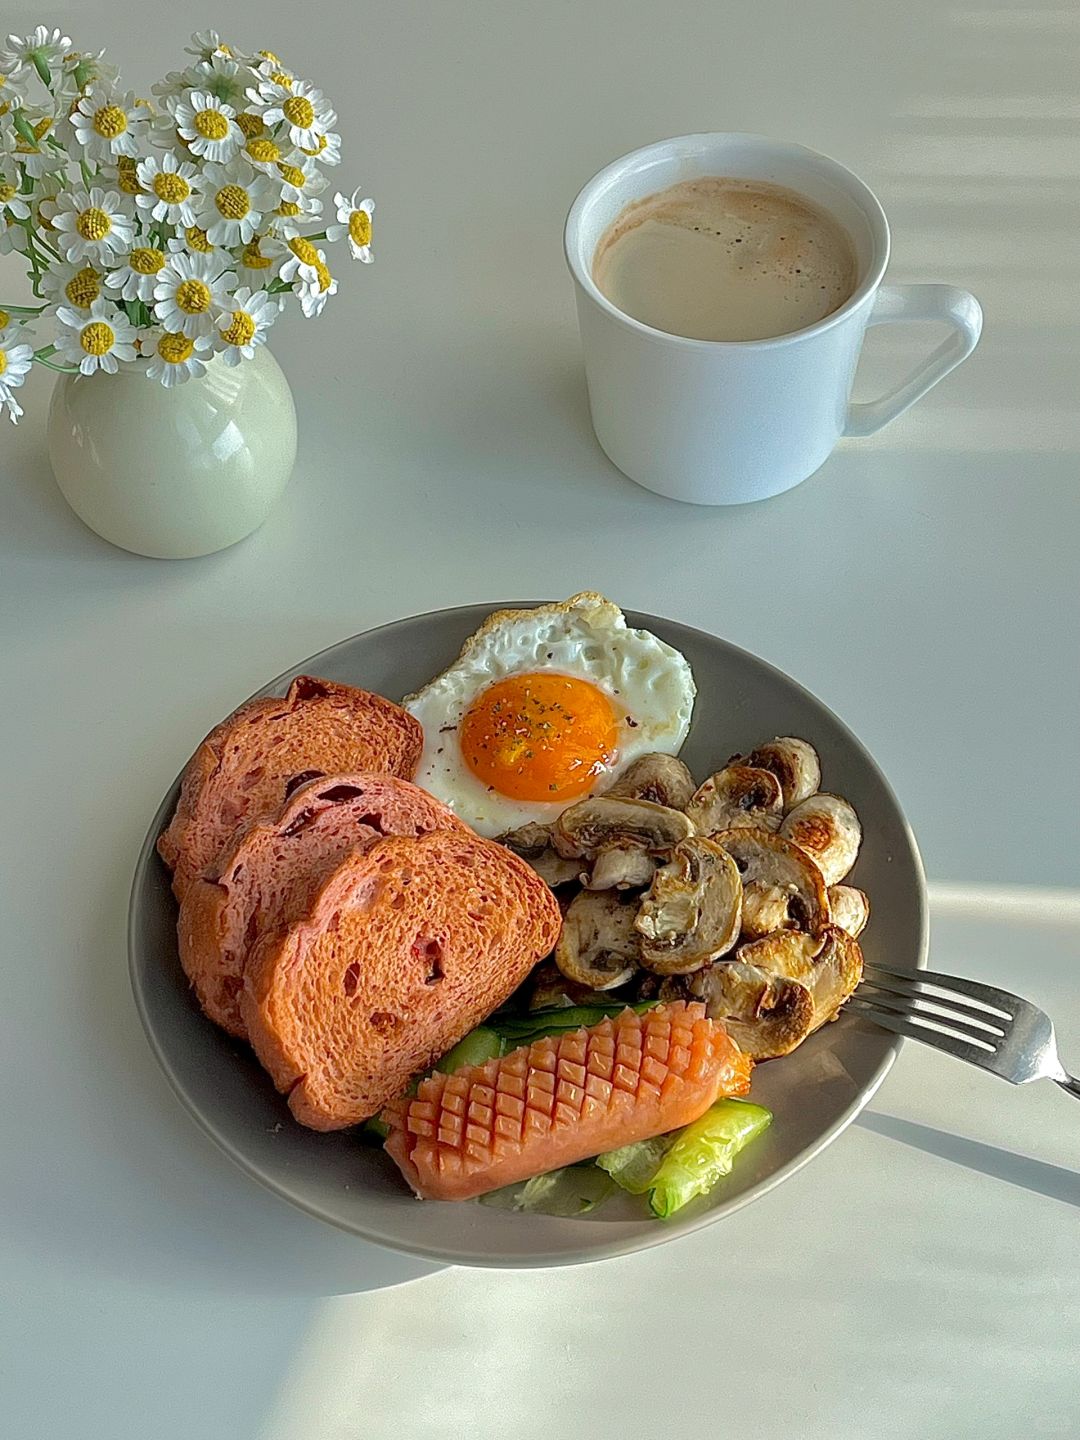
[218,43,234,57]
[130,246,165,275]
[236,111,265,139]
[153,171,190,204]
[34,118,52,141]
[315,260,333,293]
[0,308,8,329]
[288,236,319,267]
[241,239,272,269]
[349,210,372,247]
[245,136,279,164]
[269,70,293,89]
[92,104,128,139]
[277,162,306,188]
[193,107,230,141]
[185,225,214,254]
[221,310,256,346]
[176,278,212,314]
[258,50,279,64]
[282,95,314,129]
[158,331,196,364]
[116,156,142,194]
[65,267,101,306]
[276,201,301,218]
[0,183,15,204]
[81,321,115,356]
[215,184,250,221]
[76,207,112,241]
[300,134,329,157]
[0,350,6,376]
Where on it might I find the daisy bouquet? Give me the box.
[0,26,374,419]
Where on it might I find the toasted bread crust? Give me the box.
[158,677,422,900]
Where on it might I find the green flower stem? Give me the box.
[33,231,62,262]
[32,52,53,87]
[267,279,291,294]
[33,354,79,374]
[0,302,47,315]
[12,111,37,147]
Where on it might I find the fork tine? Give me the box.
[852,989,999,1047]
[846,997,1004,1068]
[860,974,1007,1037]
[862,962,1015,1019]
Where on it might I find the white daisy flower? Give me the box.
[235,234,286,283]
[153,250,237,337]
[299,129,341,167]
[70,85,146,163]
[251,78,335,151]
[57,48,121,106]
[135,152,201,226]
[52,187,134,264]
[326,190,374,263]
[188,52,248,109]
[10,113,64,179]
[166,227,230,268]
[194,158,277,247]
[248,57,296,95]
[296,248,336,319]
[184,30,229,62]
[0,214,28,254]
[150,69,191,107]
[0,158,30,222]
[278,235,321,288]
[54,297,138,376]
[268,197,324,238]
[0,323,34,423]
[41,259,107,313]
[144,326,213,388]
[0,27,72,85]
[105,243,169,302]
[171,90,243,163]
[0,67,27,111]
[239,129,284,174]
[276,157,327,206]
[215,286,282,365]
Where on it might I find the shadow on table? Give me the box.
[3,839,439,1301]
[857,1111,1080,1209]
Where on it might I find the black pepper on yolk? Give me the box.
[460,673,619,802]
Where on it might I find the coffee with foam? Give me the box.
[593,177,857,342]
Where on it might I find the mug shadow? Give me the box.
[856,1110,1080,1209]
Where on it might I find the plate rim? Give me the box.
[129,600,928,1268]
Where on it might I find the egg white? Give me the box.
[403,593,696,835]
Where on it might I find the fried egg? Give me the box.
[403,593,696,835]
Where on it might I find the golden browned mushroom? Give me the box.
[635,836,742,975]
[605,753,696,810]
[552,794,693,860]
[686,961,816,1059]
[712,827,829,938]
[685,765,783,836]
[731,737,821,811]
[828,884,870,937]
[554,889,641,990]
[735,923,864,1031]
[780,792,862,885]
[496,821,582,887]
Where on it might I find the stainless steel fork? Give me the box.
[847,962,1080,1100]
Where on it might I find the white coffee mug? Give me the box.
[564,133,983,505]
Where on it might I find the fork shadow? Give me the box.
[856,1111,1080,1208]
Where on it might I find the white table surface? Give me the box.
[2,1,1078,1436]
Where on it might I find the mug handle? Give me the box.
[844,283,983,438]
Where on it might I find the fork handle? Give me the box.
[1054,1075,1080,1102]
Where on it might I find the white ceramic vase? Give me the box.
[47,345,298,558]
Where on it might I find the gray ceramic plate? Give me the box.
[130,603,926,1268]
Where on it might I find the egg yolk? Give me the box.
[460,673,619,802]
